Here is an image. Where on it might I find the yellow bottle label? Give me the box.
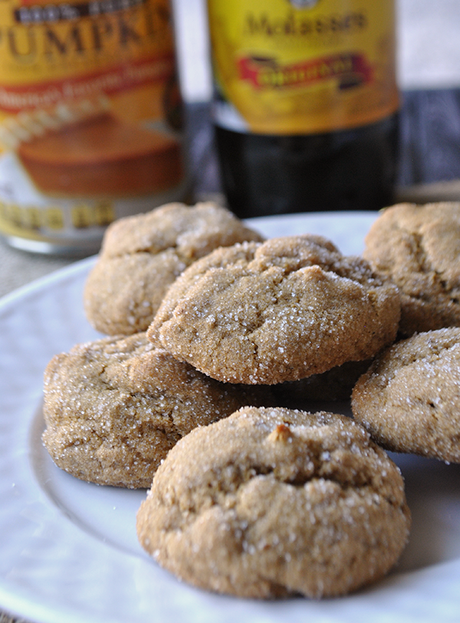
[0,0,186,248]
[207,0,398,134]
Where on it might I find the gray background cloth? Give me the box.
[0,239,72,300]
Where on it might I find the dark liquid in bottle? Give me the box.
[214,113,399,219]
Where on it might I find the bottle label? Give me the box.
[207,0,398,134]
[0,0,186,250]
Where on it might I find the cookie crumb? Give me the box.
[267,423,292,443]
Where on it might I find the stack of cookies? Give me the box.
[42,200,460,599]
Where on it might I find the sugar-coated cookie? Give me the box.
[148,234,400,384]
[137,406,411,599]
[42,333,271,488]
[363,202,460,336]
[83,202,264,336]
[352,327,460,463]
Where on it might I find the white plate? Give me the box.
[1,212,460,623]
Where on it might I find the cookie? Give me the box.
[83,201,264,335]
[42,333,271,488]
[137,406,411,599]
[363,202,460,336]
[352,327,460,463]
[272,359,372,408]
[148,234,400,384]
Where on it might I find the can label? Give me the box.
[0,0,186,250]
[207,0,398,134]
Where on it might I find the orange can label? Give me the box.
[0,0,186,249]
[207,0,398,134]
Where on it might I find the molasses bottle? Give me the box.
[206,0,399,218]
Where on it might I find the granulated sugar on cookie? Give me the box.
[148,234,400,384]
[137,406,411,599]
[83,202,264,336]
[352,327,460,463]
[42,333,272,488]
[363,202,460,336]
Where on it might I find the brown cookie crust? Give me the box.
[42,333,270,488]
[83,202,264,335]
[148,235,400,384]
[137,406,410,599]
[363,202,460,336]
[352,327,460,463]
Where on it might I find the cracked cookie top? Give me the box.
[42,333,271,488]
[136,406,411,599]
[352,327,460,463]
[148,234,400,384]
[363,202,460,336]
[83,202,264,336]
